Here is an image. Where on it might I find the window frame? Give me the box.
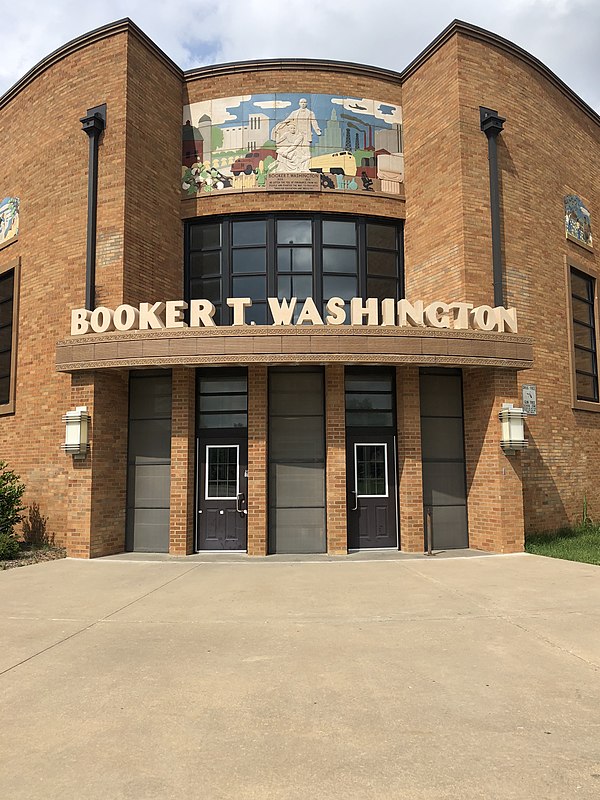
[566,259,600,412]
[185,213,404,326]
[0,256,19,415]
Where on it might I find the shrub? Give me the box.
[22,503,52,547]
[0,531,20,560]
[0,461,25,546]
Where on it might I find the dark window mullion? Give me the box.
[314,217,323,310]
[222,220,231,325]
[358,219,367,299]
[399,223,405,299]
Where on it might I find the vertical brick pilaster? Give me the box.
[247,365,268,555]
[397,366,425,552]
[169,368,195,555]
[326,364,347,555]
[66,370,128,558]
[463,368,525,553]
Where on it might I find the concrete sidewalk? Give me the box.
[1,553,599,799]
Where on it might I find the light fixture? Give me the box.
[498,403,528,454]
[62,406,90,458]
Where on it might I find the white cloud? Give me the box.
[0,0,599,114]
[253,100,292,109]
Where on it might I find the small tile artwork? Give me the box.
[0,197,19,247]
[182,94,403,199]
[564,194,592,249]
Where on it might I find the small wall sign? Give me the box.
[522,384,537,415]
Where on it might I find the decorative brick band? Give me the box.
[56,327,533,372]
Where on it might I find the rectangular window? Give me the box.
[205,445,239,499]
[355,443,388,497]
[197,369,248,429]
[570,267,599,404]
[0,258,19,414]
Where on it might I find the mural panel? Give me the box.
[565,194,593,249]
[182,94,403,199]
[0,197,19,247]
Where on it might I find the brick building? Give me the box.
[0,19,598,557]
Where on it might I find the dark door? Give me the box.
[197,436,248,550]
[347,432,398,549]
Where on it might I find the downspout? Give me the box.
[480,107,506,308]
[80,105,106,311]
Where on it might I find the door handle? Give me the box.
[351,490,358,511]
[236,492,246,514]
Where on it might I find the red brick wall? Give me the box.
[169,367,195,555]
[325,364,347,554]
[247,365,268,555]
[463,368,524,552]
[66,370,128,558]
[0,32,130,547]
[455,33,600,531]
[396,366,424,552]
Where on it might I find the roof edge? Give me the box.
[0,18,182,111]
[401,19,600,129]
[184,57,404,83]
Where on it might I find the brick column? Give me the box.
[169,367,195,555]
[397,366,425,552]
[247,365,268,555]
[463,368,525,553]
[325,364,347,554]
[66,370,129,558]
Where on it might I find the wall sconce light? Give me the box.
[498,403,528,454]
[61,406,90,458]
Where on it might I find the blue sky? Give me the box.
[1,1,599,112]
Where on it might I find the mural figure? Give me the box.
[273,98,321,172]
[181,93,404,197]
[272,121,306,172]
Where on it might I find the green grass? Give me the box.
[526,523,600,565]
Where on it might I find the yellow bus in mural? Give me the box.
[309,151,357,177]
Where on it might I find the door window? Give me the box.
[354,443,388,497]
[205,445,239,499]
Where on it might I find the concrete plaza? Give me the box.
[1,552,599,799]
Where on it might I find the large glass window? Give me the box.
[197,369,248,429]
[0,260,18,413]
[186,215,403,325]
[570,268,599,403]
[345,368,395,428]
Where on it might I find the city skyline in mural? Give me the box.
[182,93,403,198]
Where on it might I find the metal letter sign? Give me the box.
[522,384,537,415]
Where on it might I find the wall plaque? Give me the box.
[266,172,321,191]
[522,384,537,415]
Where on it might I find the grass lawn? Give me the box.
[526,524,600,566]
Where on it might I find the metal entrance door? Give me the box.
[197,438,247,550]
[347,433,398,549]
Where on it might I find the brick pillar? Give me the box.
[397,366,424,552]
[247,365,268,555]
[66,370,128,558]
[325,364,347,554]
[169,367,195,555]
[463,368,525,553]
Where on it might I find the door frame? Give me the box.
[346,429,399,551]
[195,433,248,553]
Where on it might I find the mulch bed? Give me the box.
[0,547,66,571]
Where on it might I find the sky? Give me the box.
[1,0,599,112]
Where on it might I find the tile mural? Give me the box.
[0,197,19,247]
[564,194,592,249]
[182,94,403,198]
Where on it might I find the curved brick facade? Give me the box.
[1,19,598,557]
